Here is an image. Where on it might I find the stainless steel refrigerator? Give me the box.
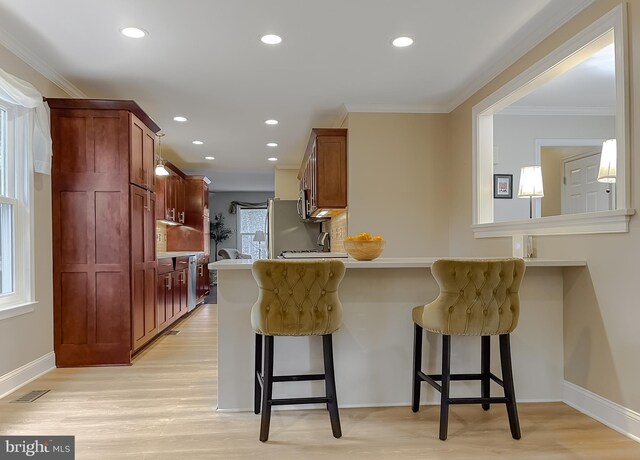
[267,199,321,258]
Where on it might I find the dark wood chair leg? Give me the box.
[323,334,342,438]
[254,333,263,415]
[412,323,423,412]
[499,334,521,440]
[481,335,490,411]
[259,336,274,442]
[439,335,451,441]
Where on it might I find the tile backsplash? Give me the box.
[328,210,347,253]
[156,224,167,252]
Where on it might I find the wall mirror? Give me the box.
[472,4,632,237]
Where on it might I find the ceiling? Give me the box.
[0,0,594,191]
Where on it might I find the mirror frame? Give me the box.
[471,4,633,238]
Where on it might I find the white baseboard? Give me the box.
[563,380,640,443]
[0,352,56,400]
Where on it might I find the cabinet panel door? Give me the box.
[130,114,156,191]
[131,186,158,351]
[52,108,132,366]
[173,268,188,318]
[316,135,347,208]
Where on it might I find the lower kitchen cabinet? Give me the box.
[157,256,190,333]
[196,254,210,303]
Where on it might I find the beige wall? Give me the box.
[274,167,299,200]
[448,0,640,411]
[347,113,450,257]
[0,45,68,377]
[541,146,595,217]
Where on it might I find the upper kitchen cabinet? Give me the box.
[299,128,347,217]
[166,176,211,255]
[130,114,157,192]
[155,162,186,224]
[48,98,160,367]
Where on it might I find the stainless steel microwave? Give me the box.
[297,189,309,220]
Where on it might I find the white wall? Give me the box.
[493,114,614,221]
[0,44,68,384]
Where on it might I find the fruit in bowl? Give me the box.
[343,232,385,261]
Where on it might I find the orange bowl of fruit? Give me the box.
[343,232,385,261]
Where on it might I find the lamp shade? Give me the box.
[155,162,169,176]
[597,139,617,183]
[517,166,544,198]
[253,230,266,242]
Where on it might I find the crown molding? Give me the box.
[344,103,449,114]
[0,26,87,98]
[498,105,615,116]
[446,0,595,113]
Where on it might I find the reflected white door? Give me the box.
[562,152,612,215]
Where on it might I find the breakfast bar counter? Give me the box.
[210,257,586,411]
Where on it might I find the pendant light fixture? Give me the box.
[155,132,169,176]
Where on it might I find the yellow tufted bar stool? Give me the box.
[412,258,526,440]
[251,259,346,442]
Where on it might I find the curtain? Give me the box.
[228,201,268,214]
[0,67,52,175]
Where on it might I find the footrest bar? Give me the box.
[272,373,325,382]
[448,397,509,405]
[269,397,330,406]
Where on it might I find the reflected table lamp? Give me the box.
[518,166,544,219]
[253,230,266,259]
[597,139,617,191]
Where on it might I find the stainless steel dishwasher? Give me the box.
[187,255,197,311]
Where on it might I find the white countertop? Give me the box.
[158,251,205,259]
[209,256,586,270]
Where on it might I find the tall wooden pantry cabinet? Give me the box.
[49,99,160,366]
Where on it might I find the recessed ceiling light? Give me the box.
[268,157,278,162]
[120,27,147,39]
[173,116,187,122]
[192,140,204,145]
[267,142,278,147]
[265,119,278,125]
[260,34,282,45]
[392,36,414,47]
[205,156,215,160]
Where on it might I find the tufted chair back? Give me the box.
[417,259,525,336]
[251,259,346,336]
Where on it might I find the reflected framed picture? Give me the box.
[494,174,513,199]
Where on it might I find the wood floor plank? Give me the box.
[1,304,638,459]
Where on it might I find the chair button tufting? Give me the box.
[288,289,293,295]
[506,289,511,294]
[298,307,303,312]
[273,288,279,294]
[499,272,504,277]
[321,289,326,295]
[266,305,270,312]
[475,290,481,296]
[459,289,464,296]
[483,309,488,315]
[283,270,287,276]
[305,289,310,295]
[449,306,454,313]
[467,272,472,278]
[499,308,503,314]
[493,288,497,294]
[327,305,333,311]
[316,271,320,277]
[329,272,334,277]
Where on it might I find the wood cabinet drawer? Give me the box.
[157,257,174,274]
[175,256,190,269]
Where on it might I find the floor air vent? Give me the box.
[11,390,50,403]
[165,330,181,336]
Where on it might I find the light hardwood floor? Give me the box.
[1,304,639,459]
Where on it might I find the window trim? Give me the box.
[0,100,36,319]
[236,206,267,259]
